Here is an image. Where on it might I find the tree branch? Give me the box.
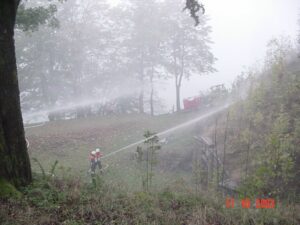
[183,0,205,26]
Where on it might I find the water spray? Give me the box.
[24,122,46,129]
[102,103,231,159]
[22,87,140,123]
[24,122,46,150]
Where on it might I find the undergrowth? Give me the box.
[0,170,298,225]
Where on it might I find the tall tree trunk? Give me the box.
[139,52,144,114]
[176,84,181,112]
[150,66,154,116]
[146,148,149,191]
[244,120,252,197]
[0,0,32,187]
[175,68,184,112]
[221,111,229,187]
[214,118,219,190]
[139,90,144,114]
[41,72,49,106]
[173,43,183,112]
[150,87,154,116]
[245,121,252,179]
[176,39,185,112]
[48,48,56,106]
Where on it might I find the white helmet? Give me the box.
[91,151,96,155]
[96,148,100,152]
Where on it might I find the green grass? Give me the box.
[1,174,298,225]
[26,112,204,187]
[23,110,261,197]
[18,112,300,224]
[0,178,21,199]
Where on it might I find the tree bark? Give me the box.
[214,118,219,190]
[139,52,144,114]
[0,0,32,187]
[150,66,154,116]
[175,37,185,112]
[245,121,252,178]
[176,85,180,111]
[173,43,182,112]
[150,87,154,116]
[221,111,229,187]
[244,120,252,197]
[175,55,184,112]
[139,90,144,114]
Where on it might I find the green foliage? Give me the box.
[15,0,214,113]
[50,160,59,175]
[16,3,59,32]
[0,174,298,225]
[192,159,208,192]
[183,0,205,26]
[32,158,58,180]
[229,37,300,201]
[136,130,161,191]
[0,178,21,199]
[32,158,46,178]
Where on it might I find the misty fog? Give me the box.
[1,0,300,223]
[16,0,299,123]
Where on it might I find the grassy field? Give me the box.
[25,111,206,189]
[1,111,296,225]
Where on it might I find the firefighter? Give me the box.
[89,151,96,174]
[95,148,103,171]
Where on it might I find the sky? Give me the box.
[156,0,300,110]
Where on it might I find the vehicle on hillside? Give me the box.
[183,84,229,111]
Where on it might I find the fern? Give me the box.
[32,157,46,179]
[50,160,58,176]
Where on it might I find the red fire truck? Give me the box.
[182,84,228,111]
[183,96,201,111]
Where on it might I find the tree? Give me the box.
[297,12,300,56]
[183,0,205,26]
[221,111,229,187]
[17,0,206,117]
[16,26,62,110]
[124,0,164,114]
[213,118,220,189]
[0,0,32,187]
[136,130,161,191]
[17,0,124,116]
[0,0,58,187]
[162,0,215,111]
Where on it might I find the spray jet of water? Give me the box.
[102,102,232,159]
[23,89,140,124]
[22,78,143,124]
